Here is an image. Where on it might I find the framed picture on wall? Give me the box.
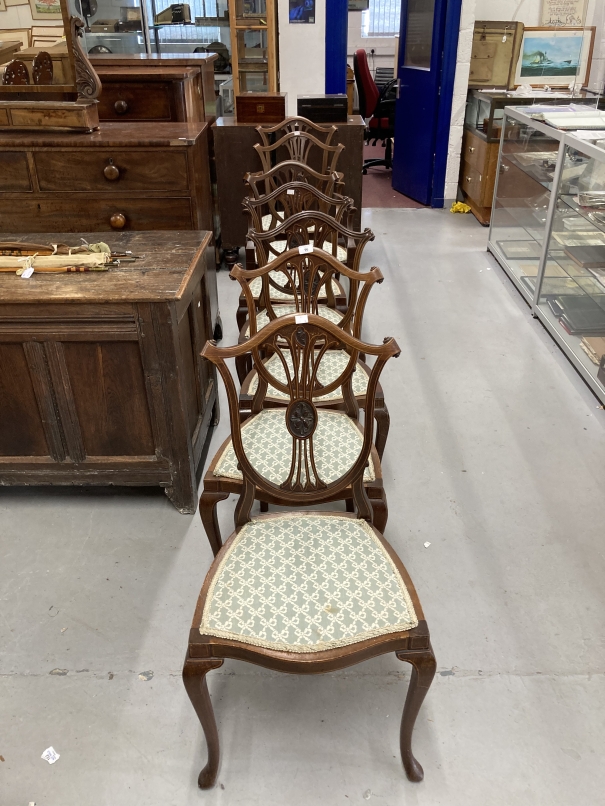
[0,27,31,48]
[0,0,6,12]
[541,0,588,27]
[514,26,595,87]
[289,0,314,24]
[28,0,62,21]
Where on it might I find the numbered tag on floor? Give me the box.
[298,245,313,254]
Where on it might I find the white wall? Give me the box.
[444,0,476,200]
[278,0,326,115]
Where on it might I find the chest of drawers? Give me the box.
[0,122,213,235]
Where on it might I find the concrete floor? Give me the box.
[1,209,605,805]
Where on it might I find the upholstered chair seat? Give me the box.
[243,304,343,338]
[200,513,418,653]
[214,408,375,484]
[248,271,343,301]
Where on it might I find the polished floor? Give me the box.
[1,209,605,805]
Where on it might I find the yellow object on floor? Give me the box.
[450,201,471,214]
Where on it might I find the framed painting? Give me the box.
[28,0,62,20]
[0,0,6,12]
[0,27,31,48]
[514,26,595,87]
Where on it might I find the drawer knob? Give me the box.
[103,160,120,182]
[469,146,475,153]
[114,100,129,115]
[466,176,472,183]
[110,213,126,229]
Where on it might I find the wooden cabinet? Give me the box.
[0,231,218,514]
[91,53,218,123]
[458,128,500,226]
[212,115,365,252]
[0,122,213,235]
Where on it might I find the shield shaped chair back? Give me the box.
[256,116,337,147]
[201,314,400,526]
[253,131,344,176]
[245,161,344,199]
[246,210,374,272]
[242,182,355,233]
[232,248,382,340]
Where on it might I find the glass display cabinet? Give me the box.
[228,0,276,93]
[489,105,605,404]
[75,0,232,61]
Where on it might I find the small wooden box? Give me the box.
[235,92,286,124]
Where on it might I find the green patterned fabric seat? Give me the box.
[248,350,369,402]
[255,239,347,263]
[214,408,375,483]
[200,513,418,653]
[248,273,342,301]
[244,304,343,337]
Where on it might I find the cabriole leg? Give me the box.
[397,648,436,782]
[183,658,224,789]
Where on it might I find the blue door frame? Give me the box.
[392,0,463,207]
[325,0,348,95]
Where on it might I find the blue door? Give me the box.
[392,0,462,206]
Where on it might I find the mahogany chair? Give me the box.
[256,115,337,147]
[245,160,345,199]
[234,241,390,460]
[242,181,355,233]
[233,248,379,383]
[184,314,436,789]
[253,131,345,176]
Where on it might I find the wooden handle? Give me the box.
[114,100,129,114]
[109,213,126,229]
[103,160,120,181]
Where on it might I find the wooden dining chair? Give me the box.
[256,116,337,147]
[184,314,436,789]
[242,181,355,233]
[236,210,374,328]
[245,161,344,199]
[253,131,345,176]
[233,248,379,382]
[233,246,390,460]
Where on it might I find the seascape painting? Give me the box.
[520,33,584,77]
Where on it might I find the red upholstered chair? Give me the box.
[353,48,396,172]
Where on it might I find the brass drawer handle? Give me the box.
[114,100,129,115]
[103,159,120,182]
[468,146,475,153]
[110,212,126,229]
[466,176,472,183]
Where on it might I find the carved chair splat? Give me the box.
[245,160,345,199]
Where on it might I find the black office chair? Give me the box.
[353,49,397,172]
